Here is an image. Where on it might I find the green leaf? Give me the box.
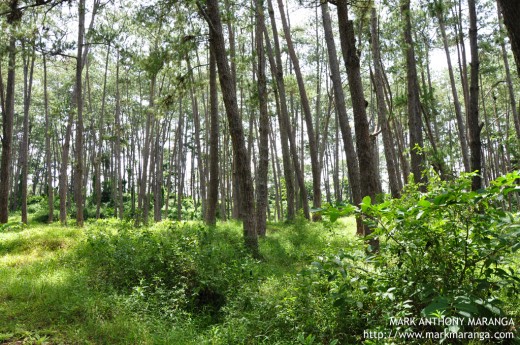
[417,199,431,208]
[422,297,449,317]
[361,196,372,212]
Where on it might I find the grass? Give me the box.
[0,216,357,344]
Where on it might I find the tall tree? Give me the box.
[335,2,381,212]
[59,0,99,224]
[467,0,482,190]
[198,0,259,254]
[401,0,427,188]
[370,7,401,198]
[434,0,470,172]
[19,39,35,224]
[276,0,322,219]
[205,46,219,226]
[0,9,17,224]
[255,0,269,236]
[497,0,520,76]
[43,55,54,223]
[320,1,363,233]
[73,0,86,226]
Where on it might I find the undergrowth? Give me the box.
[0,173,519,344]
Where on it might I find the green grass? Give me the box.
[0,217,357,344]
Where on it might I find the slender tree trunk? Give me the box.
[467,0,482,190]
[59,0,99,224]
[276,0,321,220]
[74,0,86,226]
[435,1,471,171]
[497,4,520,140]
[321,2,363,233]
[370,8,400,198]
[198,0,258,255]
[205,48,219,226]
[265,0,308,219]
[401,0,427,188]
[0,35,16,224]
[95,46,110,219]
[43,56,54,223]
[497,0,520,77]
[20,41,35,224]
[255,0,269,236]
[114,53,124,219]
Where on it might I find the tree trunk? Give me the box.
[20,40,35,224]
[276,0,321,220]
[435,1,471,172]
[114,53,124,219]
[0,35,16,224]
[43,56,54,223]
[59,0,99,224]
[370,8,401,198]
[205,47,219,226]
[321,2,363,233]
[497,3,520,140]
[467,0,482,190]
[497,0,520,77]
[255,0,269,236]
[401,0,427,188]
[265,0,308,219]
[74,0,86,227]
[95,46,110,219]
[198,0,258,255]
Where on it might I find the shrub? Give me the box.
[308,172,520,343]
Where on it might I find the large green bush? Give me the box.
[308,172,520,343]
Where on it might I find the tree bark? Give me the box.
[114,53,124,219]
[467,0,482,190]
[0,34,16,224]
[95,45,110,219]
[321,1,363,232]
[401,0,427,188]
[497,0,520,77]
[198,0,258,255]
[73,0,86,227]
[435,0,471,172]
[255,0,269,236]
[497,3,520,140]
[20,40,35,224]
[43,55,54,223]
[205,47,219,226]
[276,0,321,220]
[265,0,308,219]
[370,7,401,198]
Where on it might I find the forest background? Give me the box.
[0,0,520,343]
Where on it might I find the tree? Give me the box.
[73,0,86,226]
[198,0,259,255]
[335,0,381,243]
[255,0,269,236]
[0,12,17,224]
[276,0,322,220]
[401,0,427,188]
[320,1,363,232]
[497,0,520,76]
[370,7,401,199]
[467,0,482,190]
[205,46,219,226]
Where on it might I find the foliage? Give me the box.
[307,171,520,343]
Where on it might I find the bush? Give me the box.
[79,220,258,324]
[308,171,520,343]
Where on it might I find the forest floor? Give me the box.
[0,216,358,344]
[0,214,518,345]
